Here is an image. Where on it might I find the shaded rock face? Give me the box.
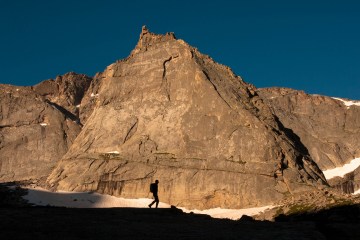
[258,88,360,170]
[77,74,102,124]
[0,84,82,182]
[47,27,326,209]
[33,72,93,124]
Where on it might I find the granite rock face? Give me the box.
[258,88,360,170]
[47,27,327,209]
[0,84,82,182]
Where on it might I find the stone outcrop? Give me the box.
[0,84,82,182]
[328,169,360,194]
[33,72,93,125]
[255,186,360,221]
[258,88,360,170]
[47,27,327,209]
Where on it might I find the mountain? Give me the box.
[258,88,360,169]
[33,72,92,124]
[0,72,90,182]
[258,88,360,193]
[3,27,359,210]
[44,26,326,209]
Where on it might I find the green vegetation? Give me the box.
[287,204,316,215]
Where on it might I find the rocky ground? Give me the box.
[1,183,360,240]
[257,187,360,219]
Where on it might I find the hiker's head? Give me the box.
[155,180,159,184]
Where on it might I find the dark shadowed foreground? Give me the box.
[0,206,359,240]
[1,183,360,240]
[0,207,323,240]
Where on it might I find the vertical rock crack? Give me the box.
[162,56,173,101]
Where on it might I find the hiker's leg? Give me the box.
[155,195,159,208]
[149,200,155,208]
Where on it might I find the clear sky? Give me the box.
[1,0,359,100]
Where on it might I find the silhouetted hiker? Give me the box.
[148,180,159,208]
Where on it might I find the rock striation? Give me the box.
[0,72,92,182]
[327,169,360,194]
[46,27,327,209]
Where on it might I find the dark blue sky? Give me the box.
[1,0,359,99]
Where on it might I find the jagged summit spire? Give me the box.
[139,25,176,39]
[140,25,149,36]
[131,26,177,55]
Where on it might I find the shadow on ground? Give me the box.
[1,182,359,240]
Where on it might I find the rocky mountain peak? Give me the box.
[140,25,149,35]
[3,27,359,211]
[131,26,177,56]
[33,72,92,123]
[45,28,328,210]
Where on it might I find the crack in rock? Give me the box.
[162,56,173,101]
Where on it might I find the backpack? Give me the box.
[150,183,156,193]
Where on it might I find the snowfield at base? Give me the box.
[180,206,274,220]
[22,186,273,220]
[322,158,360,180]
[23,187,164,208]
[332,97,360,108]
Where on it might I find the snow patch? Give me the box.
[332,97,360,108]
[353,189,360,195]
[22,187,274,220]
[90,93,99,98]
[23,187,169,208]
[322,158,360,180]
[106,151,119,154]
[76,104,80,108]
[181,205,275,220]
[40,123,48,126]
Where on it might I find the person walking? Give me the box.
[148,180,159,208]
